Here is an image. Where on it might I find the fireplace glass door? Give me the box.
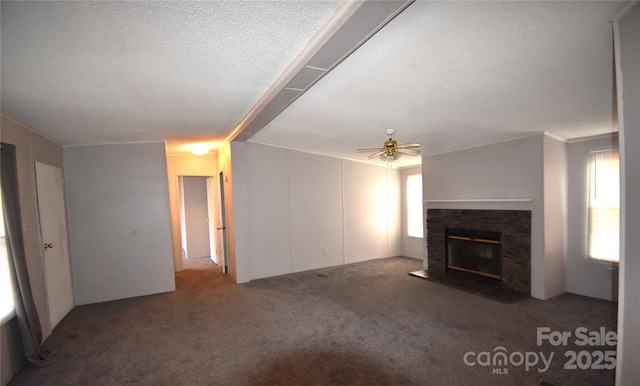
[446,228,502,281]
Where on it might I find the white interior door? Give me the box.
[179,176,188,258]
[34,162,74,331]
[218,172,228,273]
[206,177,218,265]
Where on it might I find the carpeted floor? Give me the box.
[8,257,617,385]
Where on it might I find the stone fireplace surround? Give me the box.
[426,209,532,293]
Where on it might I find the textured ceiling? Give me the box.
[1,0,341,147]
[1,1,626,168]
[251,0,625,167]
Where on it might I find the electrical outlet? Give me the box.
[107,275,115,283]
[323,248,328,255]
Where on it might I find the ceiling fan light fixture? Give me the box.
[380,150,401,161]
[358,128,419,164]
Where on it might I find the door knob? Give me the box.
[44,242,53,249]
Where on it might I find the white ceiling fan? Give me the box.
[357,129,421,162]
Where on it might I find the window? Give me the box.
[407,174,423,238]
[588,149,620,262]
[1,187,16,323]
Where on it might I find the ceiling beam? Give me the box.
[229,0,415,142]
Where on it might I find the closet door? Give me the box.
[35,162,74,331]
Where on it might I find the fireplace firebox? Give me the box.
[445,228,502,282]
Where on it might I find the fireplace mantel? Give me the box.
[424,197,533,203]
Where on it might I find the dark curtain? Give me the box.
[1,142,55,366]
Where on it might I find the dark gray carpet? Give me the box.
[8,257,617,385]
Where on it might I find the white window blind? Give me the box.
[407,174,423,238]
[588,149,620,262]
[1,188,16,323]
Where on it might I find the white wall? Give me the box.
[289,151,344,272]
[387,163,402,258]
[64,142,175,305]
[228,141,251,283]
[422,134,549,299]
[614,3,640,384]
[237,142,402,281]
[543,135,568,299]
[244,143,292,278]
[344,161,395,264]
[401,166,425,260]
[344,160,402,263]
[566,134,618,300]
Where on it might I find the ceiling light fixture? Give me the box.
[191,144,210,156]
[357,128,420,164]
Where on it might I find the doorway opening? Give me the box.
[178,175,228,273]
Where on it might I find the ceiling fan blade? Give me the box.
[367,150,386,159]
[357,147,385,153]
[396,148,421,156]
[396,143,421,149]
